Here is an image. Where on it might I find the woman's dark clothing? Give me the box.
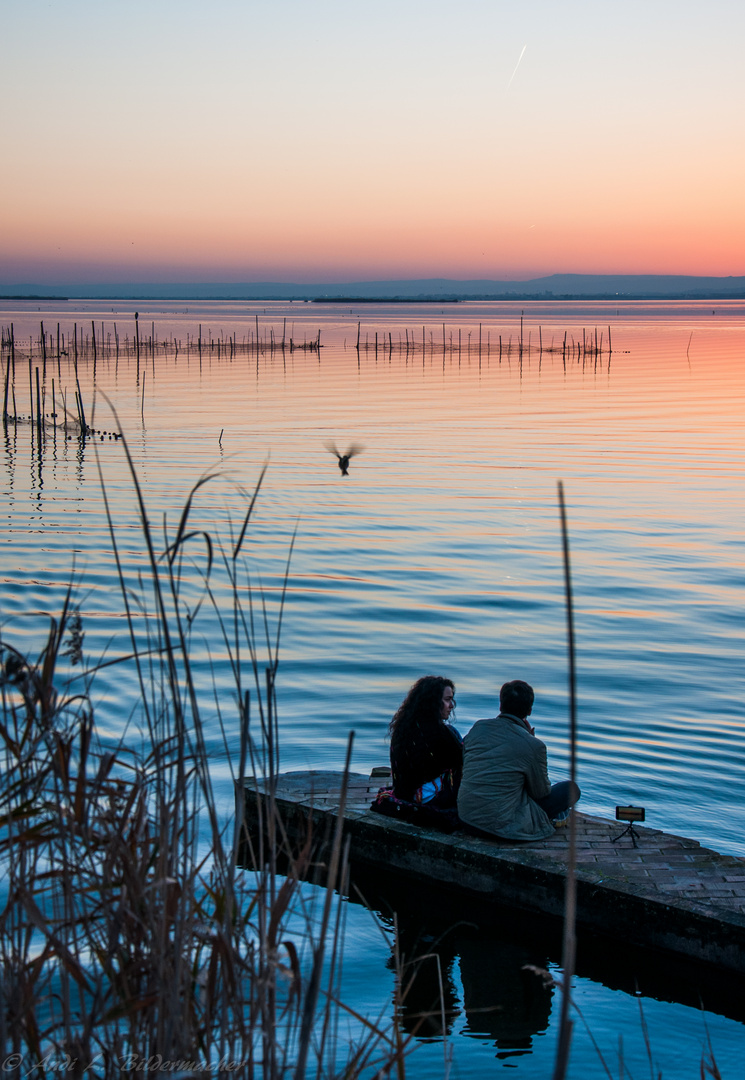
[390,721,463,802]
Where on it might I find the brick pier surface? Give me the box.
[238,770,745,974]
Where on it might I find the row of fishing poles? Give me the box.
[2,312,613,367]
[354,317,613,364]
[0,315,323,366]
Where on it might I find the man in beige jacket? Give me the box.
[457,680,580,841]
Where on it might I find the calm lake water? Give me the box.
[1,297,744,1076]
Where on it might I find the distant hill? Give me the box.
[3,274,745,301]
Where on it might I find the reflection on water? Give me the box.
[458,935,553,1058]
[373,876,555,1058]
[346,866,745,1076]
[1,299,744,1074]
[392,916,553,1058]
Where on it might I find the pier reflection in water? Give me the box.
[391,916,553,1058]
[343,867,745,1075]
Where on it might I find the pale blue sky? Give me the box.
[2,0,744,281]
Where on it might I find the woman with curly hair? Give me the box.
[389,675,463,809]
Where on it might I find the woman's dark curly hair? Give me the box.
[389,675,455,741]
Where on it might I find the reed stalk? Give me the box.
[552,480,578,1080]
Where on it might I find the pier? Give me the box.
[237,769,745,976]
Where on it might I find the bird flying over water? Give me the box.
[325,441,364,476]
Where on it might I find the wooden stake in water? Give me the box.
[75,369,86,433]
[2,354,10,422]
[35,367,43,441]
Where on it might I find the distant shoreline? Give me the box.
[3,290,745,303]
[0,295,70,301]
[3,272,745,304]
[311,296,461,303]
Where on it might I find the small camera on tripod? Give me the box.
[611,805,645,847]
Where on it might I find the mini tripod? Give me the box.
[611,805,645,848]
[611,820,643,847]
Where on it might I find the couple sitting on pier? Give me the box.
[373,675,580,840]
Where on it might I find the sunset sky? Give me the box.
[2,0,744,284]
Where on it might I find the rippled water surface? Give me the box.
[2,298,744,1075]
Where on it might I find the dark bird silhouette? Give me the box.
[325,441,364,476]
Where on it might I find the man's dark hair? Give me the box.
[499,680,534,718]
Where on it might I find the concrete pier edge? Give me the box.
[237,770,745,975]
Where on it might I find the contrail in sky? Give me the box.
[506,45,527,90]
